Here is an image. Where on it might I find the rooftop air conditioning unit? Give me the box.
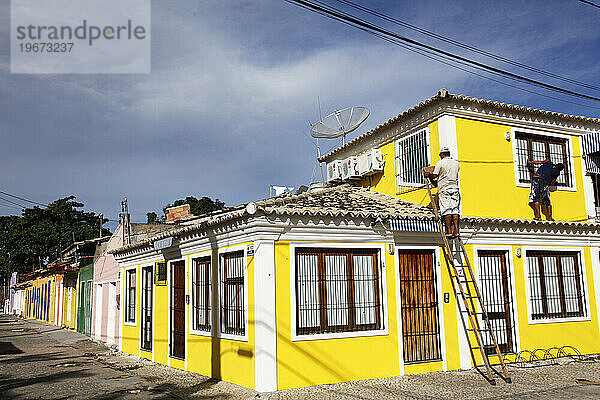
[341,156,361,181]
[358,148,385,176]
[327,160,343,183]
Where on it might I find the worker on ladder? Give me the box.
[424,146,461,238]
[527,159,564,221]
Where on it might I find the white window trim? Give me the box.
[139,263,154,351]
[123,266,137,327]
[217,245,249,342]
[511,127,577,192]
[395,127,431,193]
[472,246,521,355]
[290,242,389,341]
[522,246,591,324]
[188,250,213,337]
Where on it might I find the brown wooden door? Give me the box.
[398,249,441,363]
[141,266,153,351]
[478,251,515,354]
[170,261,185,359]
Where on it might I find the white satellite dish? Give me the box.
[311,106,370,142]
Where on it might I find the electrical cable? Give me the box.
[577,0,600,10]
[0,191,48,207]
[333,0,600,92]
[0,195,27,209]
[284,0,600,105]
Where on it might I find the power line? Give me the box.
[0,196,26,210]
[0,190,48,207]
[284,0,600,105]
[333,0,600,92]
[577,0,600,9]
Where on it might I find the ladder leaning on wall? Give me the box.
[421,169,511,385]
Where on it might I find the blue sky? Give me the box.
[1,0,600,227]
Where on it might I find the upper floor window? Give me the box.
[295,248,383,336]
[395,128,430,193]
[192,256,211,332]
[514,132,571,187]
[220,251,245,336]
[125,268,136,324]
[526,251,586,321]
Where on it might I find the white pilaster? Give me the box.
[591,247,600,336]
[254,240,277,392]
[437,115,459,159]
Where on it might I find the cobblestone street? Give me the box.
[2,315,600,399]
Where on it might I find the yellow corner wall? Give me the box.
[456,117,588,221]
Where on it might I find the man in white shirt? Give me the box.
[425,146,461,237]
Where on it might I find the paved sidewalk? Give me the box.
[1,315,600,399]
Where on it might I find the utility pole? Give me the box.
[99,213,103,238]
[120,198,131,246]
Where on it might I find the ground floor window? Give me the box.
[526,251,586,320]
[295,248,382,335]
[125,269,136,323]
[220,251,245,336]
[192,256,211,332]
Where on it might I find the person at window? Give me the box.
[527,159,564,221]
[424,146,460,238]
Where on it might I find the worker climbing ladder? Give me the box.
[421,169,511,385]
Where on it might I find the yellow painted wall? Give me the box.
[456,118,588,221]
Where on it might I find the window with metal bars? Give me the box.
[295,248,382,335]
[125,269,136,323]
[526,251,586,320]
[395,128,430,193]
[192,256,211,332]
[155,261,167,286]
[220,251,245,336]
[140,265,153,350]
[514,132,571,187]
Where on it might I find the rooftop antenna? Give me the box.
[310,106,370,181]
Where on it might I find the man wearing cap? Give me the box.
[425,146,461,237]
[527,159,564,221]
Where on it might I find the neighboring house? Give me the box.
[111,90,600,391]
[92,222,172,348]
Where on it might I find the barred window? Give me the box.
[526,251,586,320]
[192,256,211,332]
[220,251,245,336]
[125,269,136,323]
[514,132,571,187]
[295,248,382,335]
[395,128,430,192]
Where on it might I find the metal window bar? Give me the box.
[526,251,586,320]
[397,250,442,363]
[141,266,153,351]
[220,251,245,336]
[126,269,136,323]
[395,129,430,194]
[514,132,571,187]
[193,257,211,331]
[295,248,382,335]
[477,251,515,355]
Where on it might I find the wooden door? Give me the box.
[478,251,515,354]
[398,250,441,363]
[170,261,186,359]
[141,266,153,351]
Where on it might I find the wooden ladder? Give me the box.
[421,170,511,385]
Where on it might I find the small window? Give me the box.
[526,251,586,320]
[125,269,136,323]
[514,132,571,187]
[295,248,382,335]
[395,128,430,192]
[155,261,167,285]
[220,251,245,336]
[192,256,211,332]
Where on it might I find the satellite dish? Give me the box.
[311,106,370,141]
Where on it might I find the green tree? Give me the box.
[163,196,226,217]
[0,196,110,276]
[146,212,158,224]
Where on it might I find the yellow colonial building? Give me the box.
[113,90,600,391]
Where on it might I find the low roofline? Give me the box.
[318,89,600,163]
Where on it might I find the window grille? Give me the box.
[141,266,153,350]
[295,248,382,335]
[514,132,571,187]
[395,128,430,193]
[526,251,586,320]
[192,256,211,332]
[155,261,167,285]
[477,251,515,354]
[220,251,245,336]
[125,269,136,323]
